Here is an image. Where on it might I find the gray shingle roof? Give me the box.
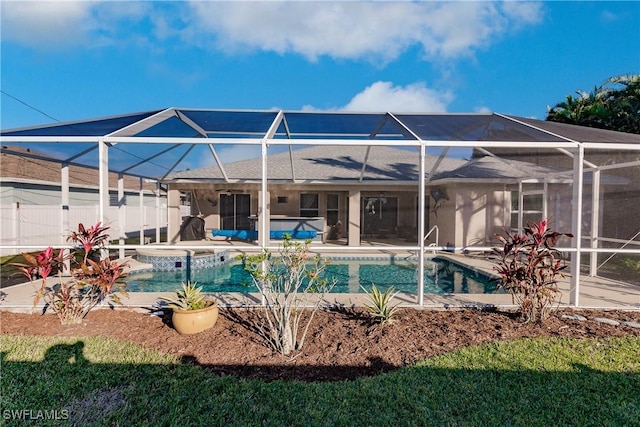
[167,145,467,183]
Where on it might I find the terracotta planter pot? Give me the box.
[171,302,219,335]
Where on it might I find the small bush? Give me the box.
[11,222,128,324]
[492,219,572,323]
[361,284,402,325]
[240,236,336,356]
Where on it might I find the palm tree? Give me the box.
[546,74,639,134]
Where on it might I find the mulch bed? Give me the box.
[2,307,640,382]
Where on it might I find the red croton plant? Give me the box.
[492,219,574,323]
[11,222,128,325]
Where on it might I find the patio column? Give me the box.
[167,187,182,243]
[418,144,426,306]
[98,139,109,260]
[61,163,70,245]
[98,139,109,227]
[118,174,125,259]
[348,190,361,246]
[589,170,601,276]
[570,145,584,306]
[258,190,270,246]
[139,177,145,246]
[156,181,162,243]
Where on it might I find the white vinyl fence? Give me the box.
[0,203,169,256]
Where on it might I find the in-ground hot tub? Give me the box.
[135,245,230,272]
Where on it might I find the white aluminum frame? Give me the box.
[2,109,639,307]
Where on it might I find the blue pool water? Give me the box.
[126,257,499,294]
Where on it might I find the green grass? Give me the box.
[1,335,639,426]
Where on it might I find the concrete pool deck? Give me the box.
[1,253,638,313]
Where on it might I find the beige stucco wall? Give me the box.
[430,184,510,249]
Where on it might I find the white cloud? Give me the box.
[2,1,544,62]
[0,1,150,49]
[0,1,95,48]
[187,1,544,62]
[340,81,453,112]
[474,105,492,114]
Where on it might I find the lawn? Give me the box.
[1,335,638,426]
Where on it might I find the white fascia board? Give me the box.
[104,137,259,145]
[581,142,640,150]
[0,177,164,193]
[266,139,579,148]
[0,136,100,143]
[101,136,580,149]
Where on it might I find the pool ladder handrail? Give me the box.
[423,225,439,255]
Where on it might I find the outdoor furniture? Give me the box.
[211,229,317,241]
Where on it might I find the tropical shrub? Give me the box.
[240,236,336,356]
[159,282,212,311]
[11,222,128,324]
[361,284,402,326]
[492,219,573,323]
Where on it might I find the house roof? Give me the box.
[167,145,468,183]
[431,156,567,182]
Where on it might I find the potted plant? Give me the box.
[159,282,218,334]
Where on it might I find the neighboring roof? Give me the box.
[503,115,640,144]
[167,145,468,183]
[0,146,160,191]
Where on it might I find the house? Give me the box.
[163,143,587,248]
[0,145,168,252]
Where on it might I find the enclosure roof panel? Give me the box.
[395,114,567,142]
[179,110,282,138]
[0,110,164,137]
[2,108,638,144]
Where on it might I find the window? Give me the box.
[326,194,339,225]
[511,191,545,231]
[300,193,319,217]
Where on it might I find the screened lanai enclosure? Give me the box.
[1,109,639,307]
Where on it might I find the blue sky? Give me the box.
[0,1,638,169]
[2,1,638,126]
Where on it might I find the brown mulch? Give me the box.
[2,307,640,382]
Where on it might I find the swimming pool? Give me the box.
[126,257,499,294]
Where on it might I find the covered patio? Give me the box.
[1,109,639,307]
